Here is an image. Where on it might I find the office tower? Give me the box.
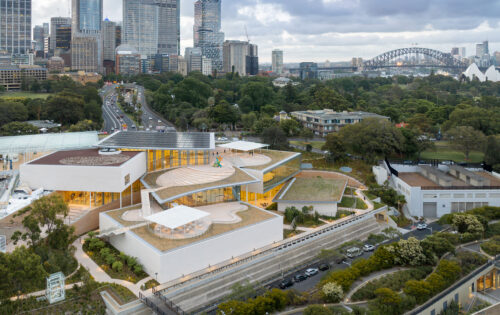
[33,25,45,52]
[157,0,180,55]
[43,23,49,36]
[223,40,258,76]
[476,41,489,57]
[299,62,318,80]
[0,0,31,54]
[55,23,72,66]
[122,0,159,56]
[246,44,258,75]
[194,0,224,71]
[272,49,283,74]
[50,17,72,52]
[154,54,169,72]
[103,19,117,62]
[123,0,180,56]
[115,44,140,75]
[115,25,121,47]
[71,0,103,72]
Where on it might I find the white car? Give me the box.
[417,223,428,230]
[363,244,375,252]
[305,268,319,277]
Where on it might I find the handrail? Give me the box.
[154,206,388,295]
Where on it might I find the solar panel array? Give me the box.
[97,131,213,150]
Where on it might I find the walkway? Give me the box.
[344,267,410,301]
[10,282,83,301]
[73,237,153,298]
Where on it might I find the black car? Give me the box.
[294,274,307,282]
[318,263,330,271]
[279,278,294,289]
[335,255,347,264]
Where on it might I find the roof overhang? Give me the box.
[218,141,269,152]
[144,205,210,229]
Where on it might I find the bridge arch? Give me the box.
[363,47,467,69]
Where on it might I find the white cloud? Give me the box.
[237,1,292,26]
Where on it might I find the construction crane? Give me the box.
[244,25,250,43]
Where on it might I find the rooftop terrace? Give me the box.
[277,177,347,202]
[130,204,275,252]
[28,149,141,167]
[243,150,299,171]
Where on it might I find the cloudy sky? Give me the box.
[33,0,500,63]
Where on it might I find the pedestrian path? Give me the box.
[73,237,153,298]
[344,267,409,301]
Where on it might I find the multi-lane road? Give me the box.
[100,83,175,134]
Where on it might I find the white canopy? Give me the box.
[144,205,210,229]
[218,140,268,152]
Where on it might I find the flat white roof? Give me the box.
[144,205,210,229]
[219,140,268,152]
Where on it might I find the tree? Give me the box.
[311,87,349,111]
[69,119,98,132]
[241,112,257,130]
[0,122,39,136]
[46,92,85,125]
[280,119,302,137]
[446,126,485,161]
[209,100,240,125]
[261,126,289,150]
[300,128,314,142]
[323,133,346,162]
[303,305,335,315]
[387,237,426,266]
[322,282,343,302]
[484,135,500,172]
[0,101,28,125]
[372,287,402,315]
[240,81,274,112]
[31,80,41,93]
[403,280,431,303]
[452,214,484,234]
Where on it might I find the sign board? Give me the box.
[46,272,65,304]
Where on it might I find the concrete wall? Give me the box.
[372,165,388,186]
[101,212,283,283]
[277,201,338,217]
[20,152,146,193]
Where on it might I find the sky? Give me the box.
[33,0,500,63]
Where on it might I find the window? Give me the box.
[443,301,447,310]
[440,193,451,198]
[453,193,465,198]
[455,293,459,302]
[475,193,486,198]
[430,310,435,315]
[424,194,437,198]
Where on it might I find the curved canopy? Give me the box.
[218,141,268,152]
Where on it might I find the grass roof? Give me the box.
[278,177,347,202]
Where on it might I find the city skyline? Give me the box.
[32,0,500,63]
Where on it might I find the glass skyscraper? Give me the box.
[194,0,224,71]
[123,0,180,57]
[0,0,31,54]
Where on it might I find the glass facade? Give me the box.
[60,179,142,209]
[78,0,102,31]
[193,0,224,70]
[167,186,238,208]
[146,149,209,172]
[242,183,285,209]
[263,155,301,191]
[0,0,31,54]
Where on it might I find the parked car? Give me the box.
[417,223,428,230]
[305,268,319,277]
[335,255,347,264]
[318,263,330,271]
[346,247,363,258]
[363,244,376,252]
[279,278,294,289]
[294,274,307,282]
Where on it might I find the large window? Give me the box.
[263,155,301,191]
[170,187,237,208]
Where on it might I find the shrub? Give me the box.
[387,237,426,266]
[133,264,143,274]
[322,282,343,303]
[104,253,116,265]
[112,261,123,272]
[303,305,334,315]
[99,247,111,257]
[404,280,431,303]
[452,214,484,234]
[480,236,500,256]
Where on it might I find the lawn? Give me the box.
[290,140,326,150]
[421,141,484,163]
[280,177,347,202]
[1,91,53,99]
[339,196,367,209]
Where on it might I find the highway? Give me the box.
[269,221,443,293]
[101,83,176,133]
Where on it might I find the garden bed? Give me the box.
[339,197,367,209]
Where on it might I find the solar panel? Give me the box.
[97,131,214,150]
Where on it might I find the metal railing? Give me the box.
[154,206,388,296]
[139,292,168,315]
[154,291,185,315]
[421,185,500,190]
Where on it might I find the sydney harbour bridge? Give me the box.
[292,47,472,73]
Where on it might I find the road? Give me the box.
[269,221,443,293]
[100,83,175,134]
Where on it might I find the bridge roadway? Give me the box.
[154,208,386,313]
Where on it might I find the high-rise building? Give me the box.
[123,0,180,56]
[43,23,50,36]
[194,0,224,71]
[246,44,258,75]
[0,0,32,54]
[157,0,180,55]
[71,0,103,72]
[50,17,72,52]
[185,47,202,73]
[272,49,283,74]
[33,25,45,52]
[222,40,258,76]
[102,19,117,62]
[476,41,489,57]
[115,44,140,75]
[299,62,318,80]
[115,25,121,47]
[122,0,159,56]
[55,24,72,52]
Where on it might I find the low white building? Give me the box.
[100,202,283,283]
[382,163,500,218]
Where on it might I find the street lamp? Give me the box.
[155,272,158,281]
